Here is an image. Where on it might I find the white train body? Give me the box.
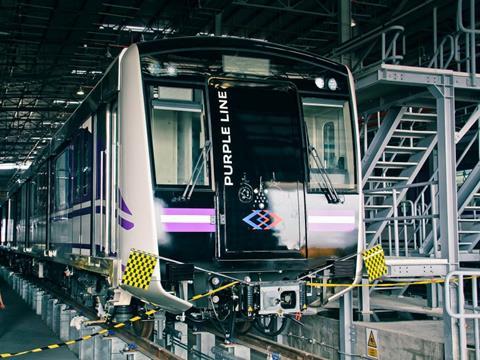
[0,37,363,319]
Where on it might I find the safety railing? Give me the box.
[444,270,480,359]
[364,181,439,257]
[330,25,405,73]
[457,0,479,84]
[428,34,455,69]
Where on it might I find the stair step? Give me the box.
[367,176,410,182]
[464,206,480,211]
[376,161,418,169]
[392,129,437,138]
[459,242,476,246]
[458,218,480,222]
[403,112,437,118]
[458,230,480,234]
[402,112,437,122]
[365,204,392,209]
[459,251,480,262]
[384,145,428,154]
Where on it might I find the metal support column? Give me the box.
[429,80,461,359]
[339,291,354,360]
[338,0,352,66]
[215,12,222,36]
[359,278,371,321]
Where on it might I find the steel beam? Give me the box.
[357,64,480,91]
[429,81,461,360]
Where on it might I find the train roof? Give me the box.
[6,36,349,197]
[137,36,348,75]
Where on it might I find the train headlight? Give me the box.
[210,276,221,286]
[328,78,338,91]
[314,77,325,89]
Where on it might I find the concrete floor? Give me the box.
[0,279,77,360]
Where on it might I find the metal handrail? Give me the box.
[331,25,405,72]
[363,180,437,194]
[457,0,480,34]
[332,25,405,55]
[444,270,480,359]
[428,34,455,69]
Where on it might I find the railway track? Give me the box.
[13,273,182,360]
[204,325,327,360]
[4,267,327,360]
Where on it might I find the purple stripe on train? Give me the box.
[119,191,134,230]
[161,208,215,233]
[308,210,356,232]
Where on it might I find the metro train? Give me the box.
[0,37,362,335]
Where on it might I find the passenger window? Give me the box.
[149,85,209,186]
[54,150,70,210]
[73,118,93,201]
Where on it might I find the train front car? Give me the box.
[118,37,362,324]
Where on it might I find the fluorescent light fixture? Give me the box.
[303,102,343,108]
[99,23,176,34]
[0,162,31,170]
[166,65,177,76]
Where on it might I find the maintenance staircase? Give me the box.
[362,106,437,256]
[418,160,480,261]
[362,105,480,262]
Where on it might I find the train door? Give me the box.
[0,205,4,244]
[51,147,73,254]
[93,102,117,256]
[72,118,93,256]
[209,79,307,259]
[29,165,48,251]
[6,198,13,244]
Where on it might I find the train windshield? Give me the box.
[303,98,356,191]
[148,85,209,186]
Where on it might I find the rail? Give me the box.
[0,264,330,360]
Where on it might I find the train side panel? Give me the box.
[118,44,191,312]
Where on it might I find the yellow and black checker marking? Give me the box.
[121,250,158,290]
[362,244,387,281]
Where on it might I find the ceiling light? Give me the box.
[166,65,177,76]
[76,87,85,96]
[0,162,31,170]
[351,19,356,27]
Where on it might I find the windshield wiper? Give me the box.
[308,145,342,204]
[174,140,212,202]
